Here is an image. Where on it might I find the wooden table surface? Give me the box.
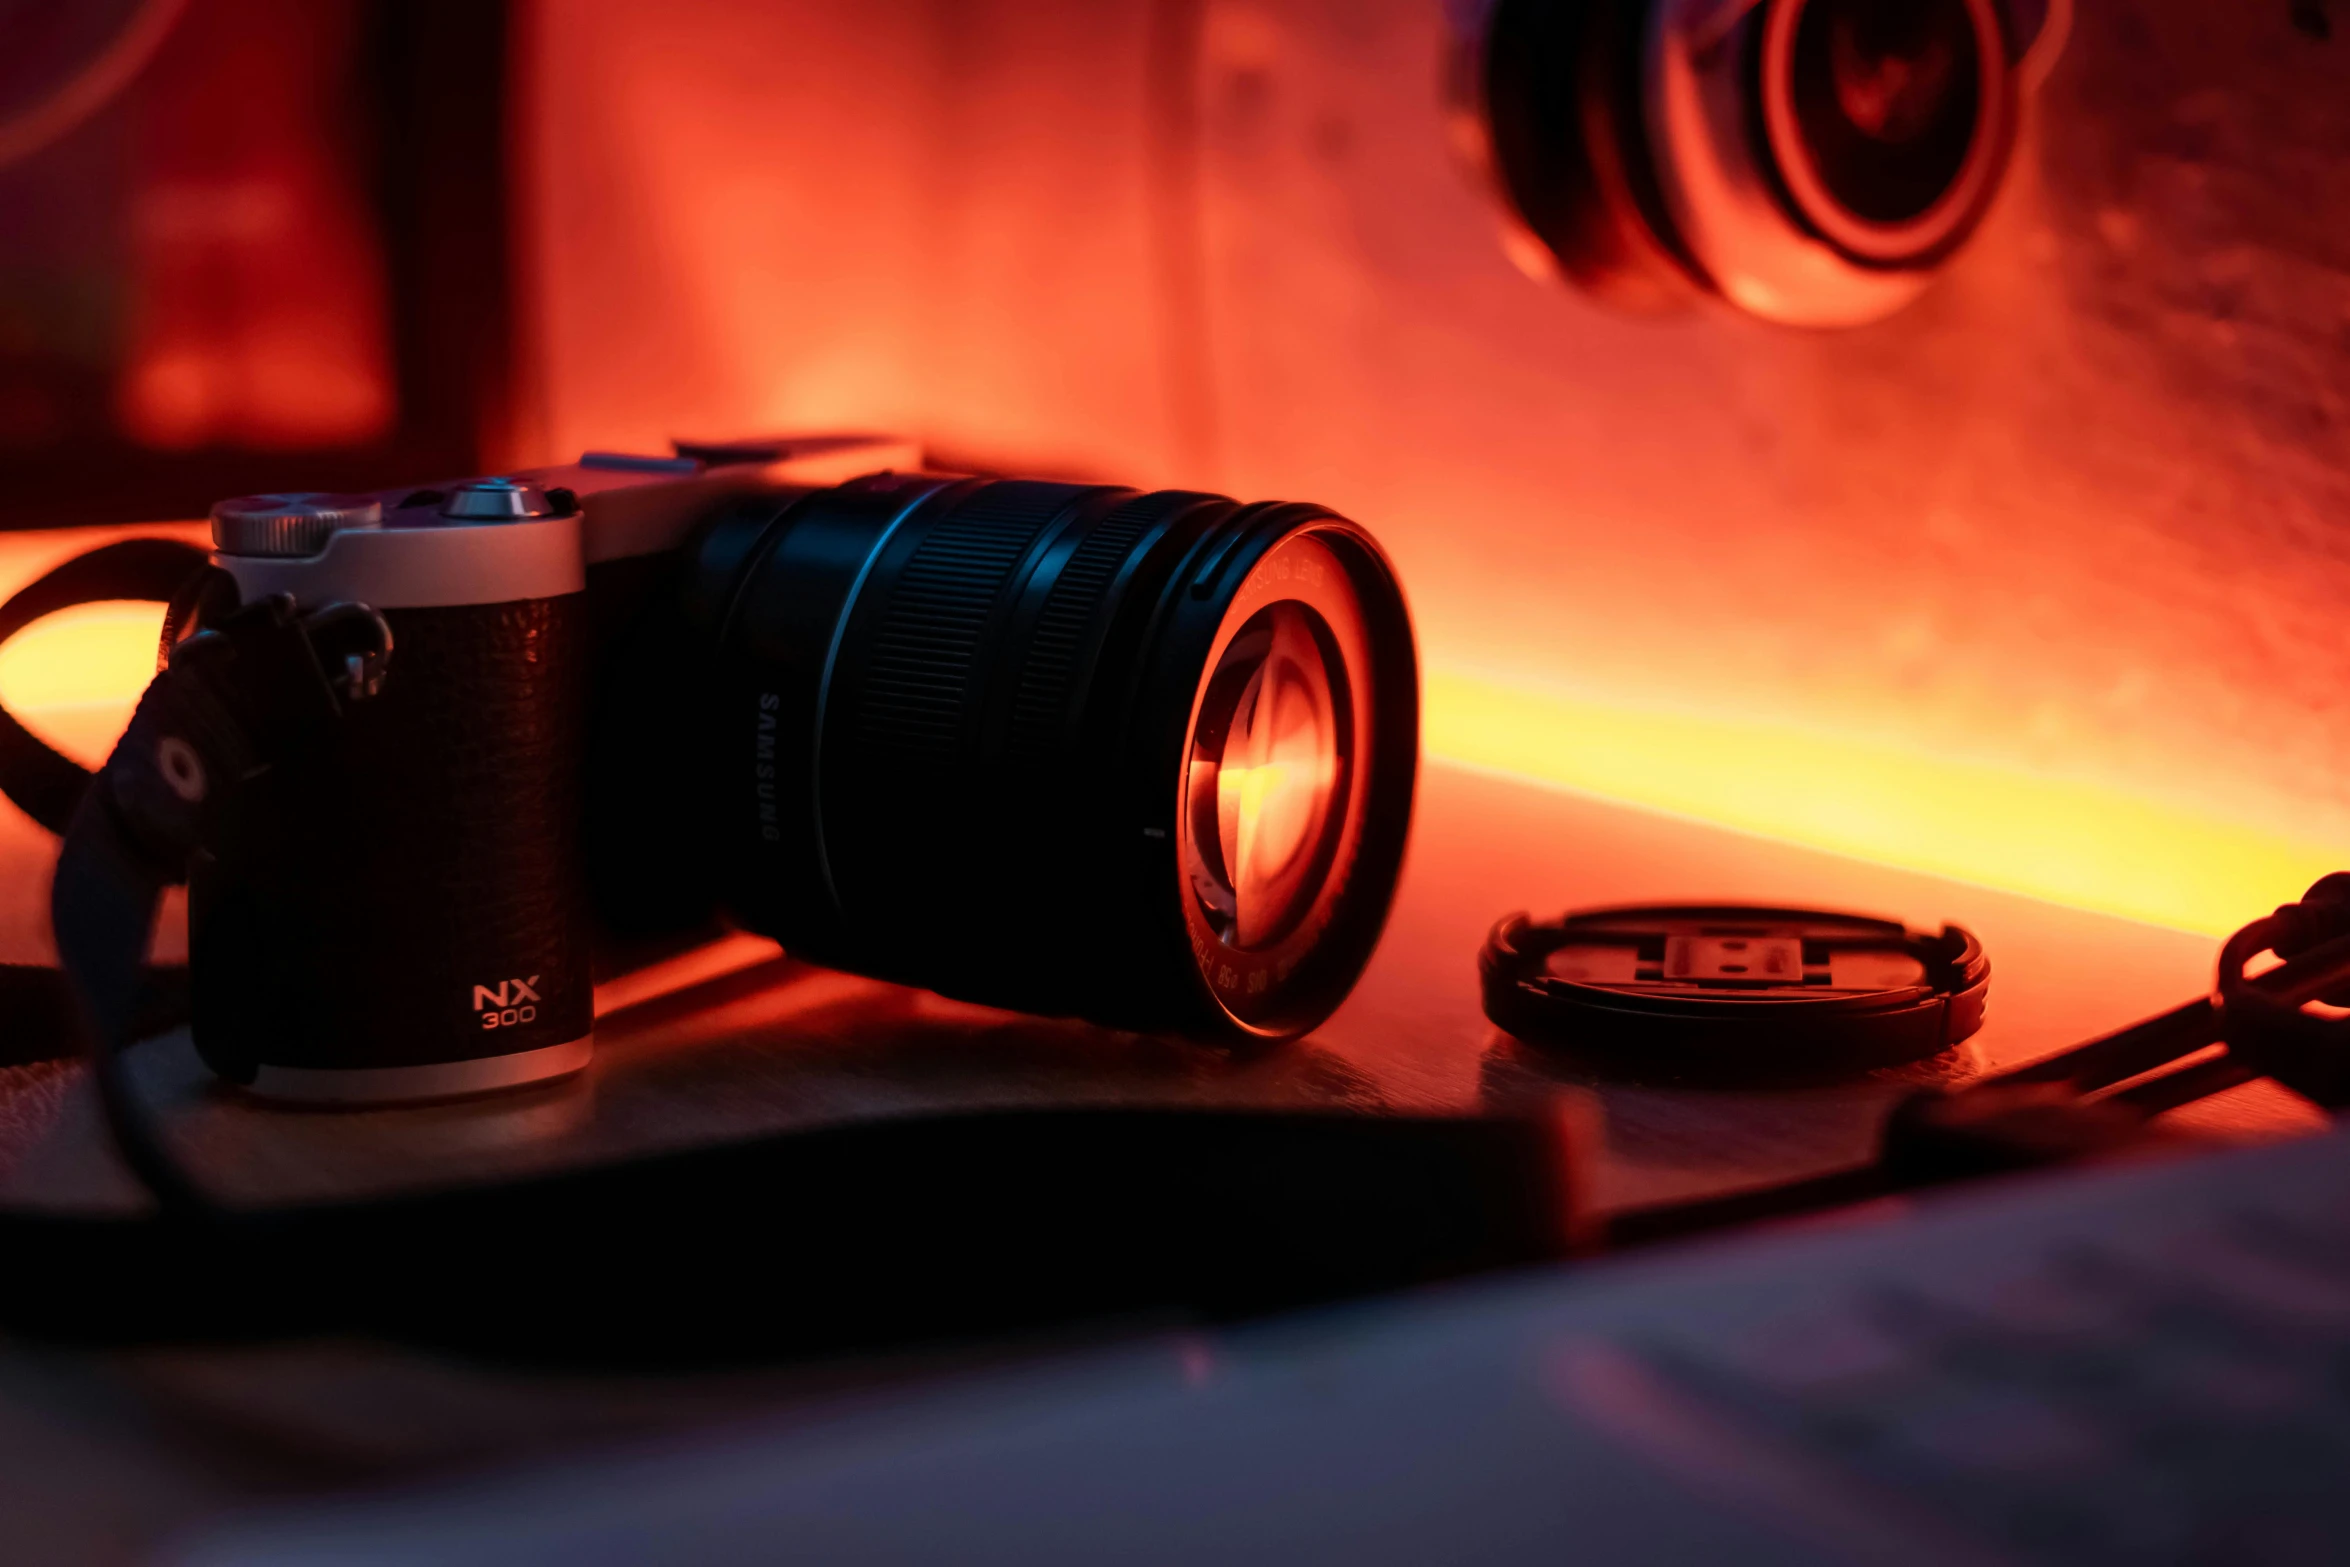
[0,755,2329,1563]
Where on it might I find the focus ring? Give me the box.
[856,482,1098,756]
[1006,495,1172,759]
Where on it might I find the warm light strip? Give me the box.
[1423,669,2344,938]
[592,931,783,1017]
[0,604,166,710]
[0,525,208,764]
[4,585,2335,940]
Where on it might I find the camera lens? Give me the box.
[661,475,1417,1040]
[1759,0,2012,266]
[1187,602,1348,952]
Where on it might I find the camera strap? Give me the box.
[0,548,1580,1361]
[0,538,214,834]
[0,540,217,1065]
[52,587,394,1218]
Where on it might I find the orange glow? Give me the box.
[0,608,162,771]
[510,1,2350,954]
[592,931,782,1017]
[1211,603,1344,947]
[114,0,395,451]
[0,523,2329,942]
[1222,760,1308,874]
[1424,669,2344,939]
[0,526,208,774]
[0,604,163,714]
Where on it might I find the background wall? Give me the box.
[520,0,2350,934]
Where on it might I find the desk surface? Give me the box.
[0,756,2327,1563]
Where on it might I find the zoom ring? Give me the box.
[855,482,1107,756]
[1004,495,1176,759]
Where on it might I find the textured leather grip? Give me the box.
[190,595,592,1079]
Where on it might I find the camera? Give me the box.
[189,438,1420,1101]
[1449,0,2070,325]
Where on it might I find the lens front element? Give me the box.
[1187,601,1351,951]
[1178,530,1392,1033]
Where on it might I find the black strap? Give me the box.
[52,592,387,1219]
[14,588,1580,1356]
[0,539,215,1066]
[0,1103,1574,1364]
[0,537,212,835]
[45,612,1576,1340]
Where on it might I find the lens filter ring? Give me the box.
[1482,903,1989,1077]
[1173,523,1402,1035]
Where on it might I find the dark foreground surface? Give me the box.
[0,760,2324,1563]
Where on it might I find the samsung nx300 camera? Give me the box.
[186,438,1419,1101]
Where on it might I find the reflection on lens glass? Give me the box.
[1185,602,1351,951]
[1789,0,1982,225]
[1827,1,1961,142]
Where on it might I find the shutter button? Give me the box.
[440,479,576,522]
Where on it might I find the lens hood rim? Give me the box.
[1109,503,1420,1042]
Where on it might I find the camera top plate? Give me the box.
[208,435,920,610]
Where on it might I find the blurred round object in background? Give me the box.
[1760,0,2011,266]
[1450,0,2068,325]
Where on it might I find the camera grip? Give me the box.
[190,595,592,1098]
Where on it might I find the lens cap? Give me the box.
[1481,904,1988,1074]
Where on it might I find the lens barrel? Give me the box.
[655,474,1418,1040]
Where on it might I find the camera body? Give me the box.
[197,436,915,1101]
[197,436,1419,1103]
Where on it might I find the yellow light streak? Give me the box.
[0,603,162,711]
[1,564,2332,940]
[1424,668,2343,938]
[0,525,208,771]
